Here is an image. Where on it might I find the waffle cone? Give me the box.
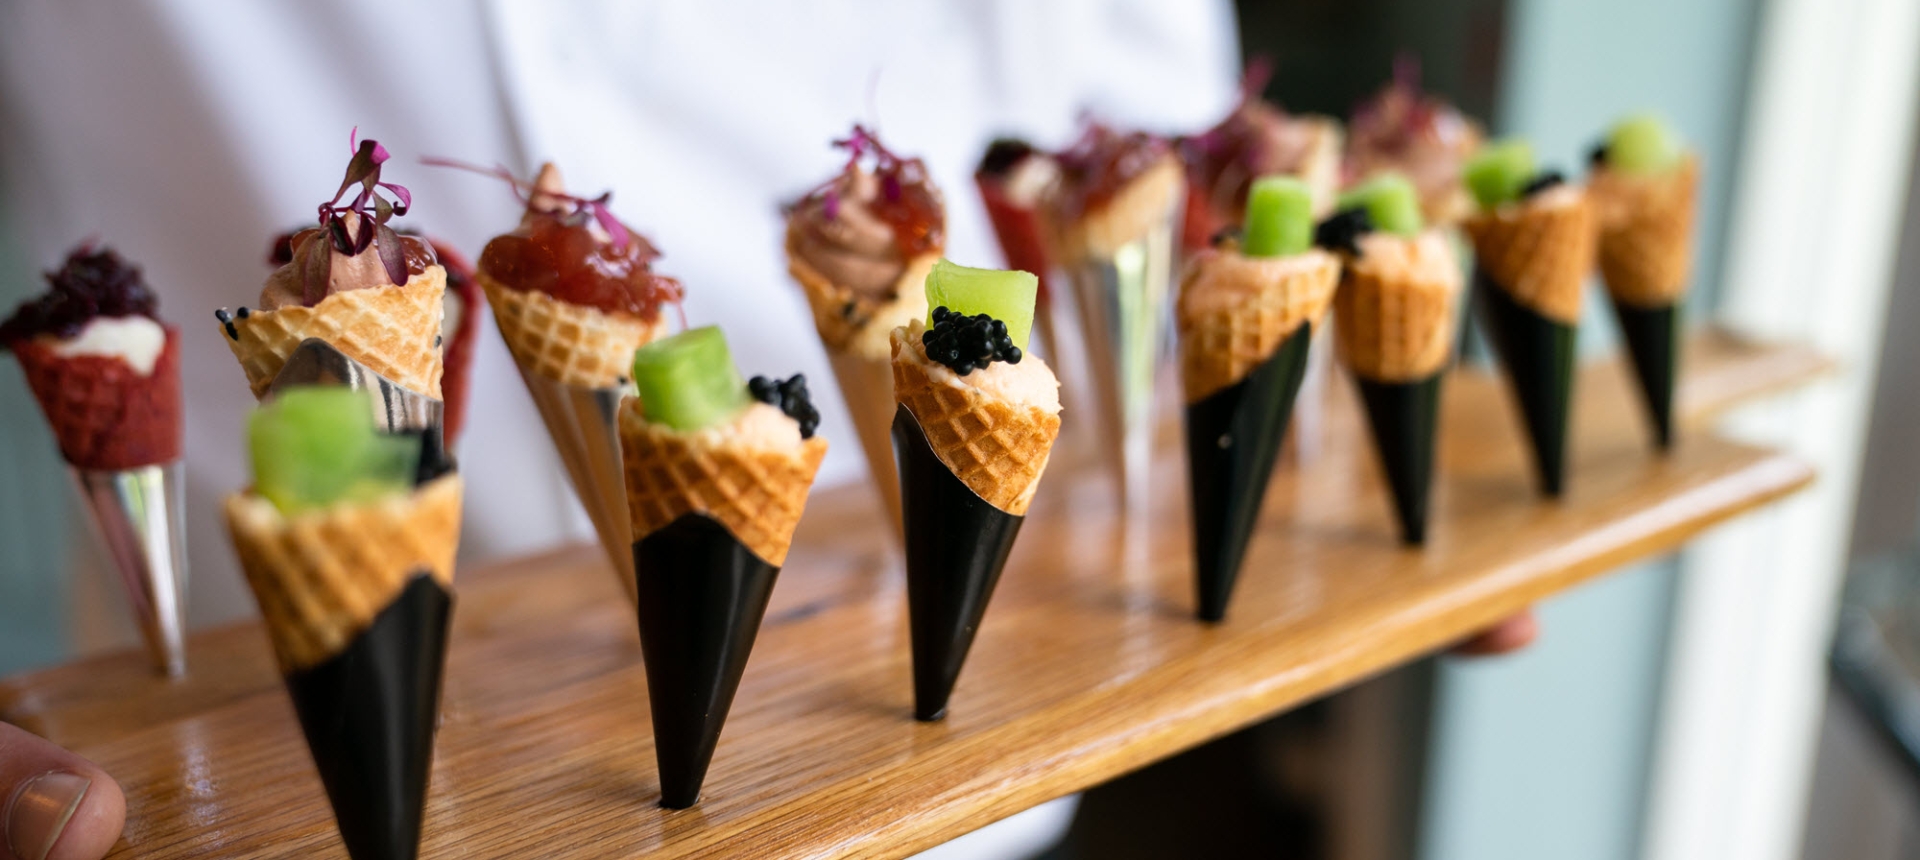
[1590,155,1699,308]
[224,474,463,673]
[891,323,1062,516]
[480,275,663,390]
[222,267,447,399]
[1044,155,1187,264]
[1334,232,1463,382]
[13,327,183,470]
[784,237,936,362]
[1176,248,1341,402]
[1463,187,1598,325]
[619,402,827,567]
[827,350,904,534]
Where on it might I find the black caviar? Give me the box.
[1522,170,1566,198]
[1313,208,1374,257]
[924,306,1022,375]
[749,374,820,439]
[0,245,159,347]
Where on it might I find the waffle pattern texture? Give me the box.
[225,474,463,673]
[14,326,183,470]
[784,237,936,362]
[1464,187,1598,325]
[891,322,1062,516]
[1589,155,1699,308]
[619,401,827,567]
[1334,232,1463,382]
[222,267,446,400]
[481,274,661,390]
[1177,248,1341,402]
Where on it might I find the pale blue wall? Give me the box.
[1418,1,1761,859]
[0,212,74,675]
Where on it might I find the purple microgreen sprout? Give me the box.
[301,128,415,304]
[421,157,639,255]
[794,123,921,222]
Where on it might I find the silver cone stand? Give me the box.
[1061,202,1182,515]
[267,338,445,438]
[507,363,635,601]
[71,462,188,677]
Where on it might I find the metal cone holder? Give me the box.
[507,363,636,600]
[1060,199,1182,514]
[71,461,189,677]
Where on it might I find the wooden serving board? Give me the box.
[0,329,1824,859]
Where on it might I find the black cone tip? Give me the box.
[632,514,782,809]
[1611,301,1681,450]
[1355,374,1444,546]
[1185,325,1314,622]
[892,404,1025,721]
[284,574,453,860]
[1474,270,1578,497]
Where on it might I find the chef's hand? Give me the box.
[1,722,123,860]
[1451,608,1540,656]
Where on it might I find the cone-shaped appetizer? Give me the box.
[1322,174,1464,544]
[785,125,942,542]
[1,245,188,676]
[892,261,1062,720]
[1462,140,1598,496]
[618,326,826,808]
[975,138,1063,359]
[1346,58,1485,227]
[226,387,461,860]
[458,161,684,598]
[1178,178,1340,622]
[221,137,445,403]
[1179,63,1344,254]
[269,230,485,445]
[1589,114,1698,449]
[1038,124,1184,511]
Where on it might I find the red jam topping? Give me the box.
[479,209,684,321]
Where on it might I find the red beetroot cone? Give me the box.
[976,175,1054,303]
[13,327,183,471]
[429,240,483,444]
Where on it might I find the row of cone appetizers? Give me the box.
[0,78,1695,858]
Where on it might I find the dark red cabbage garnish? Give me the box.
[300,128,416,305]
[1348,54,1449,156]
[420,157,635,254]
[793,124,943,258]
[1178,58,1277,167]
[1051,121,1172,219]
[0,244,158,348]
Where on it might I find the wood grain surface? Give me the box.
[0,330,1822,859]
